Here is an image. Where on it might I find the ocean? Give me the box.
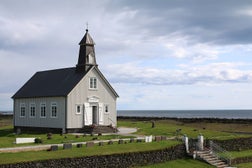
[117,110,252,119]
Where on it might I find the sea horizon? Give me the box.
[117,109,252,119]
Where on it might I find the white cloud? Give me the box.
[162,32,219,62]
[236,7,252,16]
[115,83,252,110]
[1,0,252,110]
[0,93,13,111]
[105,62,252,85]
[0,16,51,45]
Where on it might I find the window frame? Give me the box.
[76,104,82,114]
[40,103,46,118]
[89,77,97,89]
[20,103,26,117]
[30,103,36,118]
[105,104,109,113]
[51,102,57,118]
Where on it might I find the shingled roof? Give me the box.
[12,67,89,98]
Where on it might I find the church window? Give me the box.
[40,103,46,118]
[51,102,57,118]
[30,103,36,117]
[20,103,25,117]
[76,105,81,114]
[89,77,97,89]
[105,105,109,113]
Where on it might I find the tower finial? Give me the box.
[86,22,89,32]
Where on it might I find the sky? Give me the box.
[1,0,252,110]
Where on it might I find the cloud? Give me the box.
[1,0,252,110]
[0,93,12,111]
[111,0,252,45]
[105,62,252,85]
[115,83,252,110]
[162,32,219,62]
[0,16,49,47]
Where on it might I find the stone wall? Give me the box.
[211,137,252,151]
[0,144,186,168]
[231,156,252,165]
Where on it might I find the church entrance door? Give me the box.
[92,106,98,125]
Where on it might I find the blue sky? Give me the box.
[1,0,252,110]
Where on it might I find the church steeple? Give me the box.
[76,29,97,72]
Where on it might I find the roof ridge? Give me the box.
[37,67,75,73]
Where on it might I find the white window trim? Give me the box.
[40,102,46,118]
[51,102,57,118]
[20,103,26,118]
[76,104,82,115]
[89,77,98,90]
[29,103,36,118]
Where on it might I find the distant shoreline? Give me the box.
[1,113,252,124]
[118,116,252,124]
[0,111,13,116]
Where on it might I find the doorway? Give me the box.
[92,106,98,125]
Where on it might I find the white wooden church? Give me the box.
[12,29,119,133]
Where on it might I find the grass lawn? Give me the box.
[1,117,252,166]
[0,140,180,165]
[0,125,132,148]
[236,162,252,168]
[229,149,252,158]
[118,119,251,140]
[137,158,215,168]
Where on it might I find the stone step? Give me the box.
[83,125,117,134]
[196,150,230,168]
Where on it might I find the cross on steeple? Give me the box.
[86,22,88,30]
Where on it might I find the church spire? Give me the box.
[76,29,97,72]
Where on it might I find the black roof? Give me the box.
[79,29,95,45]
[12,67,89,98]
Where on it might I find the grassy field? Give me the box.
[118,119,252,140]
[1,116,252,166]
[0,125,133,148]
[227,150,252,168]
[236,162,252,168]
[0,140,180,165]
[229,149,252,158]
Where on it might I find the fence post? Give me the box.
[183,135,189,153]
[198,134,204,151]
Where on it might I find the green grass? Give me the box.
[137,158,215,168]
[0,140,180,165]
[212,149,252,168]
[229,149,252,158]
[1,119,251,148]
[236,162,252,168]
[118,119,251,140]
[1,118,252,166]
[0,125,132,148]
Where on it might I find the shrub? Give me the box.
[47,133,53,140]
[34,138,43,144]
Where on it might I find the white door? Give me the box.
[84,103,92,125]
[98,103,104,125]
